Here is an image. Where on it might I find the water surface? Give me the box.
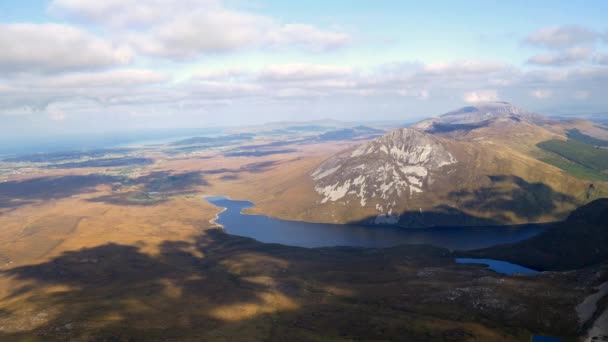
[206,196,546,250]
[532,336,563,342]
[455,258,539,275]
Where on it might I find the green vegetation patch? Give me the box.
[539,151,608,182]
[566,128,608,147]
[538,139,608,171]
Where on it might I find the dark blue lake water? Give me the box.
[532,335,563,342]
[455,258,539,275]
[205,196,546,250]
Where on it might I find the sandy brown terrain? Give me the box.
[0,140,604,341]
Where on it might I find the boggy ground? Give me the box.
[0,193,593,342]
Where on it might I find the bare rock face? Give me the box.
[312,128,457,223]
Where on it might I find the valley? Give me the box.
[0,103,607,341]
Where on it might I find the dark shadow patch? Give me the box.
[223,149,298,157]
[49,157,154,169]
[87,171,209,205]
[170,133,255,146]
[87,191,169,206]
[566,128,608,147]
[236,139,309,150]
[315,128,384,142]
[425,120,490,134]
[0,228,582,340]
[200,160,279,177]
[352,205,503,228]
[1,148,133,163]
[448,175,577,221]
[462,199,608,271]
[134,171,209,193]
[0,175,119,209]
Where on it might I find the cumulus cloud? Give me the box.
[525,25,599,49]
[0,23,132,74]
[0,69,169,112]
[463,90,498,103]
[49,0,350,59]
[530,89,552,99]
[527,46,593,66]
[3,57,608,125]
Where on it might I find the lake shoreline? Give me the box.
[203,195,547,250]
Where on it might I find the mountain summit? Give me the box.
[312,128,457,223]
[412,101,549,133]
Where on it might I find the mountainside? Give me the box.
[312,128,458,223]
[466,199,608,271]
[300,102,608,227]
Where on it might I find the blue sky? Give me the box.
[0,0,607,138]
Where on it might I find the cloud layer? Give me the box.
[49,0,350,59]
[0,3,607,134]
[0,23,132,74]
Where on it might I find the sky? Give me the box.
[1,0,608,139]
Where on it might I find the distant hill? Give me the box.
[465,199,608,271]
[412,101,551,132]
[315,126,385,142]
[170,133,255,146]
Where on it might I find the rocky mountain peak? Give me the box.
[312,128,457,223]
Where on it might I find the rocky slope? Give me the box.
[306,102,608,227]
[312,128,458,223]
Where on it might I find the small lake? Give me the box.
[455,258,540,275]
[532,335,563,342]
[205,196,546,251]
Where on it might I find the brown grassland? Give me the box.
[0,141,604,341]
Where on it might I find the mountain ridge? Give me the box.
[299,102,608,227]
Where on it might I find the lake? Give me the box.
[455,258,540,275]
[205,196,546,250]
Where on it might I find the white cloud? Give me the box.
[49,0,350,59]
[0,23,132,74]
[258,64,352,82]
[424,61,510,75]
[192,69,251,81]
[48,108,67,121]
[531,89,552,99]
[49,0,191,27]
[527,47,592,66]
[574,90,590,100]
[0,69,169,112]
[463,90,498,103]
[525,25,599,49]
[2,57,608,125]
[264,24,350,50]
[30,69,168,88]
